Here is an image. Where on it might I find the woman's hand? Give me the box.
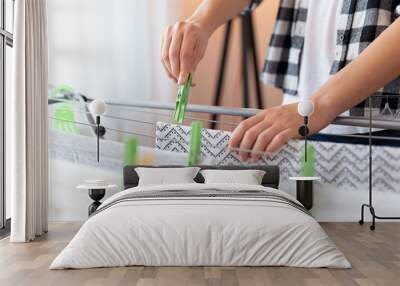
[161,20,211,85]
[229,102,336,162]
[161,0,253,84]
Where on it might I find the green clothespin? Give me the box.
[50,84,75,98]
[173,73,192,123]
[51,84,78,133]
[124,137,138,166]
[188,121,202,166]
[301,143,315,177]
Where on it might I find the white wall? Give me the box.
[49,159,121,221]
[48,0,177,103]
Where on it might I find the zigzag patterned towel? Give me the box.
[155,122,400,192]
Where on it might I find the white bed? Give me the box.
[50,183,350,269]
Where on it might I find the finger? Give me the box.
[239,120,271,161]
[178,32,196,84]
[266,129,295,153]
[169,23,185,79]
[250,125,280,162]
[229,115,264,150]
[162,60,177,82]
[161,26,175,80]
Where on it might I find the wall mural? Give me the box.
[156,122,400,193]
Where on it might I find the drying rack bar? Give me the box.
[333,116,400,131]
[108,100,259,118]
[112,100,400,131]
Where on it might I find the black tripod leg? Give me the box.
[211,21,232,129]
[248,12,263,109]
[241,14,250,110]
[370,207,376,231]
[359,204,365,225]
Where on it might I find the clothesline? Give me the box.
[49,98,239,127]
[48,116,277,157]
[48,117,400,174]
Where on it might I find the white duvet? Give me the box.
[50,183,350,269]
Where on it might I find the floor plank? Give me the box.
[0,222,399,286]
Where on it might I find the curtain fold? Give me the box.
[9,0,48,242]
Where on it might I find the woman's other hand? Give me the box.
[229,101,336,162]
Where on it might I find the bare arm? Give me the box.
[313,18,400,116]
[161,0,251,84]
[230,18,400,161]
[188,0,251,34]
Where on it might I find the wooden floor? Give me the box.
[0,222,400,286]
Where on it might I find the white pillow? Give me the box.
[136,167,200,186]
[200,169,266,185]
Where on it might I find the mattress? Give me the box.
[50,183,350,269]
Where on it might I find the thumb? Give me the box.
[178,72,189,85]
[178,61,192,85]
[178,40,195,84]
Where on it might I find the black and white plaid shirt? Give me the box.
[257,0,400,116]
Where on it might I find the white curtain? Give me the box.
[8,0,48,242]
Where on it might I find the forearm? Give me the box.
[187,0,251,35]
[313,18,400,116]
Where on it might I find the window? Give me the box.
[0,0,13,234]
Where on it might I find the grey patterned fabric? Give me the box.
[155,122,400,192]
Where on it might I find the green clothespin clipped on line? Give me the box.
[50,84,75,99]
[51,84,78,133]
[301,143,315,177]
[124,137,138,166]
[124,121,202,167]
[173,73,192,123]
[188,121,202,166]
[124,122,202,167]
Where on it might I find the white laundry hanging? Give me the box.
[155,121,400,192]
